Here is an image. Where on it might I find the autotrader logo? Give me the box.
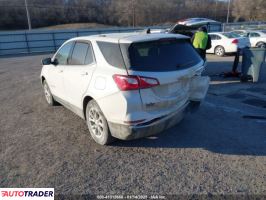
[0,188,54,199]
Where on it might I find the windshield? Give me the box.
[123,39,202,72]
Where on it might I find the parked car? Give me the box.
[177,18,217,26]
[176,18,222,32]
[207,32,250,56]
[245,31,266,48]
[231,30,266,48]
[41,33,209,145]
[168,19,222,38]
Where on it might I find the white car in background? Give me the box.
[231,30,266,48]
[245,31,266,48]
[178,18,217,26]
[40,33,209,145]
[207,32,250,56]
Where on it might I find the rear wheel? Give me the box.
[86,100,114,145]
[42,80,56,106]
[214,46,225,56]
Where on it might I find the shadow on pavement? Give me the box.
[111,114,266,156]
[112,59,266,156]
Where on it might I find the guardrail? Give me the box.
[1,22,265,56]
[0,27,147,56]
[223,22,266,32]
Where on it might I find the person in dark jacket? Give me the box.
[191,26,212,60]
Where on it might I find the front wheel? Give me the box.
[214,46,225,57]
[42,80,56,106]
[256,42,266,48]
[86,100,114,145]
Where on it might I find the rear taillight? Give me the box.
[113,74,160,91]
[232,39,238,44]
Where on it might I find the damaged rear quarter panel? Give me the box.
[189,76,210,101]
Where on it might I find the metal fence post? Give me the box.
[223,23,225,32]
[25,31,30,54]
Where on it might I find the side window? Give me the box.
[69,42,89,65]
[97,41,125,69]
[209,35,215,40]
[249,33,260,38]
[54,41,74,65]
[85,44,95,65]
[210,34,220,40]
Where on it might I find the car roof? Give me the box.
[210,32,239,34]
[209,32,224,35]
[248,30,266,34]
[68,32,189,43]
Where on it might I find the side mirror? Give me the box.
[52,58,59,66]
[42,57,52,65]
[42,57,59,66]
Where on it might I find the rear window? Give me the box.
[222,32,240,38]
[126,39,202,72]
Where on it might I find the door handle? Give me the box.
[81,72,88,76]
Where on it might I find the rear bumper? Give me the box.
[225,45,238,53]
[108,101,198,140]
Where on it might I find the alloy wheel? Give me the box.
[88,107,104,138]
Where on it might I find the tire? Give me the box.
[256,42,266,48]
[214,46,225,57]
[42,80,56,106]
[86,100,114,145]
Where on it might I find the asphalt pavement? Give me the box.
[0,54,265,199]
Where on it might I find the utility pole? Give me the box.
[226,0,231,24]
[131,0,135,27]
[24,0,32,30]
[214,0,218,20]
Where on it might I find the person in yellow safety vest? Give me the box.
[191,26,212,60]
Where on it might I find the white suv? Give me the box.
[41,33,209,145]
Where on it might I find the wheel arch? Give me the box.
[256,41,265,47]
[214,45,224,50]
[41,76,46,84]
[83,96,94,120]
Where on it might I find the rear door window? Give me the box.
[69,42,89,65]
[210,34,221,40]
[249,32,260,38]
[85,44,95,65]
[126,39,202,72]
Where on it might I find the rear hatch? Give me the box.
[120,38,204,112]
[222,32,250,48]
[237,37,250,48]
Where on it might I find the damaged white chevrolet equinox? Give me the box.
[41,33,209,145]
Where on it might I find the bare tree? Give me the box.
[1,0,264,30]
[232,0,266,21]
